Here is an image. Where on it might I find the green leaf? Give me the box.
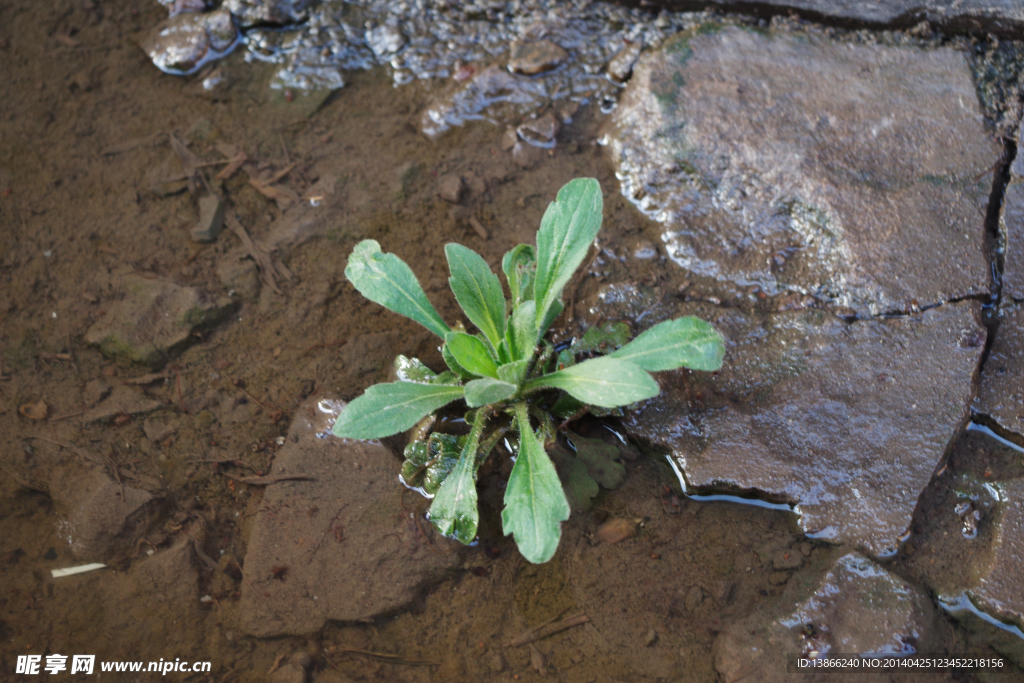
[428,442,479,543]
[503,403,570,563]
[502,244,536,305]
[393,355,438,383]
[345,240,450,338]
[524,357,659,408]
[423,433,463,495]
[549,393,585,419]
[332,382,465,439]
[446,332,498,378]
[445,244,507,348]
[442,344,475,380]
[539,299,564,337]
[533,179,602,334]
[609,316,725,371]
[429,408,490,543]
[506,300,538,362]
[497,359,530,386]
[572,322,631,356]
[464,378,517,407]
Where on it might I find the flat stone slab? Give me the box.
[976,304,1024,436]
[1002,134,1024,302]
[714,552,939,682]
[623,299,985,557]
[969,478,1024,630]
[238,397,462,637]
[84,275,235,368]
[604,25,997,315]
[646,1,1024,37]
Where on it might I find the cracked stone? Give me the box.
[640,1,1024,38]
[976,305,1024,436]
[714,552,940,682]
[617,297,985,557]
[604,25,997,316]
[968,478,1024,631]
[238,397,462,637]
[84,275,236,368]
[1001,131,1024,302]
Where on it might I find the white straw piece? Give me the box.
[51,563,106,578]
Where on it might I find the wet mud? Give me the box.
[2,1,1024,682]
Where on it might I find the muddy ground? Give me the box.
[1,1,1022,682]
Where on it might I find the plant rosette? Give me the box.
[333,178,725,563]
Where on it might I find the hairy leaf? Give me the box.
[392,355,438,384]
[572,322,631,356]
[502,244,536,305]
[610,316,725,371]
[506,300,538,362]
[502,403,570,563]
[446,244,507,348]
[497,359,530,386]
[524,356,658,408]
[464,378,517,407]
[345,240,450,338]
[533,179,602,334]
[332,382,464,439]
[446,332,498,379]
[442,343,474,380]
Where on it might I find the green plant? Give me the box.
[333,178,724,563]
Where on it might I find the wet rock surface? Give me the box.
[224,0,313,27]
[977,305,1024,436]
[238,397,462,637]
[84,275,235,369]
[969,478,1024,630]
[714,552,940,682]
[622,299,985,557]
[605,25,996,315]
[1002,137,1024,302]
[651,1,1024,37]
[141,8,238,75]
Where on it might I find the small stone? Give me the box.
[84,275,236,368]
[597,518,638,544]
[500,128,517,151]
[18,400,48,421]
[772,550,802,570]
[633,240,657,259]
[511,140,543,169]
[517,112,560,149]
[224,0,312,28]
[143,419,177,443]
[438,174,466,204]
[800,542,812,557]
[644,628,658,647]
[769,571,791,586]
[365,24,405,57]
[141,9,238,75]
[191,194,224,242]
[607,41,642,83]
[83,378,111,406]
[508,39,568,75]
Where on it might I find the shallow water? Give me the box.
[1,0,1023,680]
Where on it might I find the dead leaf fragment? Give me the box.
[19,400,49,420]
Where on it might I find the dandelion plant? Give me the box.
[333,178,725,563]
